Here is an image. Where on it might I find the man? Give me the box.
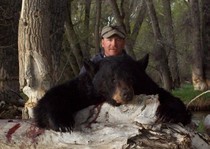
[80,25,128,74]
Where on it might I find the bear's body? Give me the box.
[93,55,191,125]
[33,56,141,132]
[34,54,191,132]
[33,72,104,132]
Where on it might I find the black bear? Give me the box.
[92,54,149,106]
[93,54,191,125]
[33,60,105,132]
[33,55,149,132]
[34,54,191,133]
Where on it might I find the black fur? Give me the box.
[34,54,191,133]
[92,54,149,106]
[33,63,104,132]
[93,54,191,125]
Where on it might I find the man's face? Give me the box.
[101,35,125,56]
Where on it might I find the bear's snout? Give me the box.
[112,83,134,104]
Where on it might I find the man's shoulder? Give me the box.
[91,53,104,62]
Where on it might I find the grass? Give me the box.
[172,83,210,103]
[197,120,206,133]
[172,84,210,133]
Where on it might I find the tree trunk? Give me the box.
[82,0,91,59]
[94,0,101,53]
[65,1,83,71]
[145,0,173,91]
[121,0,131,35]
[162,0,180,89]
[18,0,52,119]
[62,38,80,78]
[49,0,68,82]
[190,0,207,91]
[108,0,144,59]
[202,0,210,89]
[18,0,67,119]
[108,0,125,28]
[125,0,146,60]
[0,0,21,100]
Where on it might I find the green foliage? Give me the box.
[173,84,210,133]
[197,119,205,133]
[172,84,210,103]
[193,111,209,133]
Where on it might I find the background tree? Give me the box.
[94,0,101,53]
[189,0,207,91]
[145,0,172,91]
[161,0,180,88]
[83,0,91,58]
[50,0,68,82]
[18,0,67,118]
[1,0,210,116]
[124,0,147,60]
[108,0,146,59]
[64,0,83,76]
[202,0,210,89]
[0,0,21,103]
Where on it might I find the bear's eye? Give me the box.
[111,78,117,83]
[129,78,134,85]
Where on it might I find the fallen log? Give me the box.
[0,95,210,149]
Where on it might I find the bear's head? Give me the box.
[86,54,149,106]
[84,54,191,125]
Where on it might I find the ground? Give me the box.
[0,101,22,119]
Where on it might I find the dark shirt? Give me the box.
[79,49,127,74]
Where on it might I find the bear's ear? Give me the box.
[137,53,149,70]
[83,59,97,78]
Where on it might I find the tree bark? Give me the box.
[62,40,80,77]
[82,0,91,59]
[49,0,68,81]
[65,1,83,71]
[202,0,210,89]
[94,0,101,53]
[190,0,207,91]
[125,0,146,60]
[108,0,125,28]
[121,0,131,35]
[18,0,67,118]
[108,0,141,59]
[162,0,180,89]
[145,0,173,91]
[18,0,52,119]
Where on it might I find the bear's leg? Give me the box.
[47,110,75,132]
[156,98,191,125]
[34,102,75,132]
[33,106,49,129]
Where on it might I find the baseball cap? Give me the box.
[101,25,126,39]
